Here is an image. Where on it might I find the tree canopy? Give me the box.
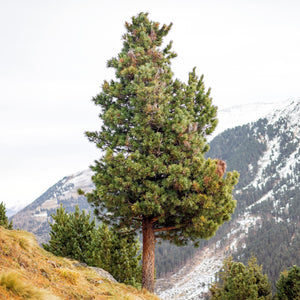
[84,12,239,292]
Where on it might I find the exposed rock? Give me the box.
[89,266,118,283]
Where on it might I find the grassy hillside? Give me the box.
[0,226,160,300]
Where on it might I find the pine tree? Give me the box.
[43,205,141,286]
[210,257,272,300]
[0,202,13,230]
[275,265,300,300]
[84,12,239,292]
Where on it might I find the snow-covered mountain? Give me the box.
[156,98,300,298]
[11,98,300,298]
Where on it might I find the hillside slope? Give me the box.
[0,226,159,300]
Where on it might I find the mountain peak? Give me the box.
[266,98,300,126]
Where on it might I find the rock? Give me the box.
[90,267,117,283]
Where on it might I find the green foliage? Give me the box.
[86,224,142,286]
[43,205,141,286]
[210,256,272,300]
[275,265,300,300]
[43,205,95,262]
[0,202,13,230]
[85,11,239,245]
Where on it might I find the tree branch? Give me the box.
[150,216,160,223]
[154,225,180,232]
[150,211,166,224]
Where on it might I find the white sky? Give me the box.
[1,0,300,211]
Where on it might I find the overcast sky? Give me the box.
[1,0,300,211]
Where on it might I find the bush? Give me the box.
[210,256,272,300]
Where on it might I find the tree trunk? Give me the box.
[142,217,156,293]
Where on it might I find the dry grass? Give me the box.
[0,271,59,299]
[0,226,161,300]
[56,268,80,285]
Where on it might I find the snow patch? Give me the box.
[156,246,225,300]
[34,212,48,218]
[247,190,274,210]
[60,169,95,197]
